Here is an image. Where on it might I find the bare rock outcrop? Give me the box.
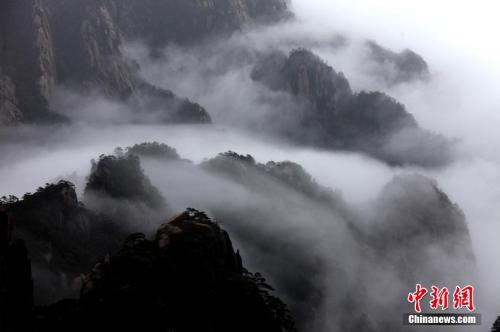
[0,0,291,124]
[0,0,60,122]
[0,72,23,124]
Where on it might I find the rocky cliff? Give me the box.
[252,49,451,167]
[0,0,290,124]
[0,72,23,124]
[107,0,290,47]
[46,0,135,98]
[0,0,60,123]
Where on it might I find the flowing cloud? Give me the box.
[1,0,499,330]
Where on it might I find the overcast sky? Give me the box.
[292,0,500,81]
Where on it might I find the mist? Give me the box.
[289,1,500,327]
[1,0,500,331]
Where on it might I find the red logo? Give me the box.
[453,285,475,312]
[408,284,428,313]
[430,286,449,310]
[407,284,475,312]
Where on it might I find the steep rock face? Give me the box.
[0,0,214,124]
[0,0,290,124]
[0,73,23,124]
[246,0,291,22]
[252,50,352,114]
[32,209,297,332]
[0,0,59,122]
[252,49,416,139]
[282,50,353,112]
[45,0,136,98]
[252,49,451,167]
[1,181,126,304]
[107,0,290,47]
[45,0,211,123]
